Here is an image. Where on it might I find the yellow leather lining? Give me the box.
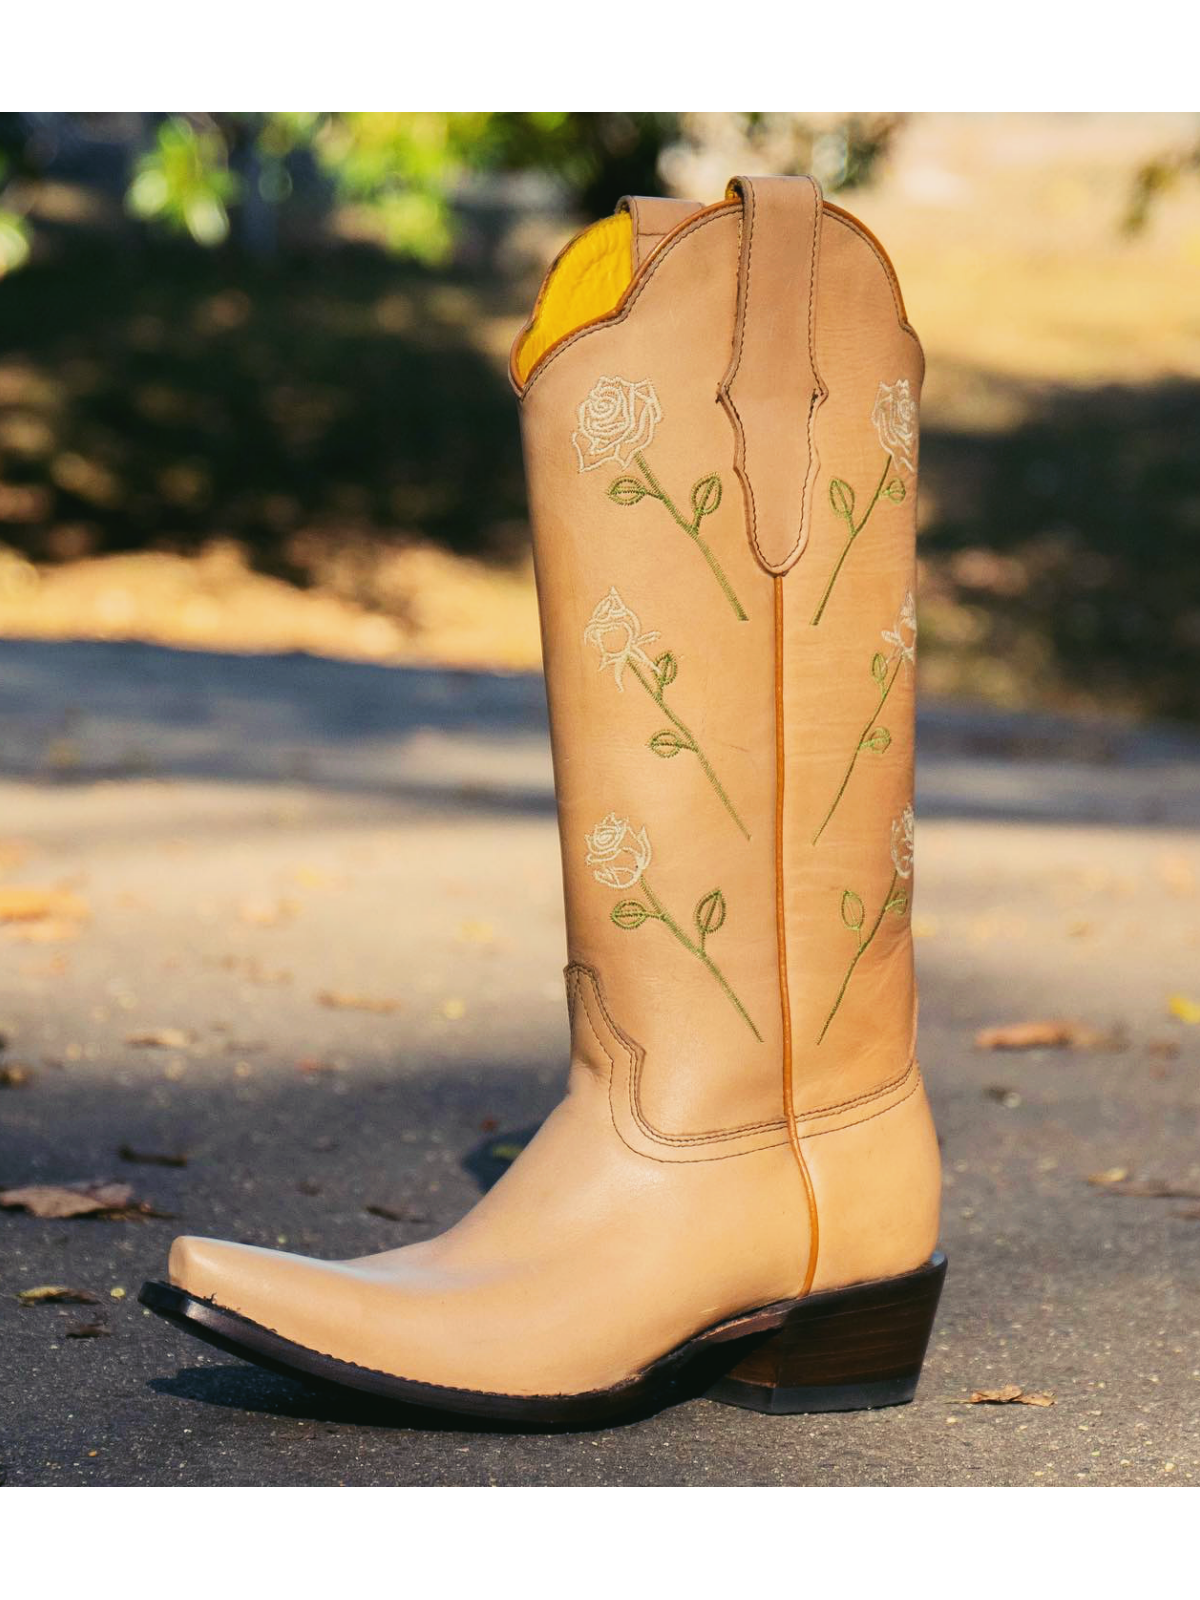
[512,212,633,386]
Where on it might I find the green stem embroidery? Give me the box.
[609,453,748,622]
[811,453,899,627]
[626,661,750,840]
[615,877,762,1042]
[817,869,909,1045]
[812,654,902,844]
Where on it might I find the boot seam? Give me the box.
[568,961,916,1151]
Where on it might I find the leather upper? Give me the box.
[167,178,940,1395]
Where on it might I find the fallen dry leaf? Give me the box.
[1146,1038,1181,1060]
[0,1064,31,1088]
[65,1318,110,1339]
[125,1028,191,1050]
[0,1180,134,1218]
[17,1285,101,1306]
[985,1085,1023,1108]
[1087,1166,1131,1186]
[365,1202,430,1224]
[1092,1178,1200,1200]
[1167,994,1200,1025]
[962,1386,1055,1407]
[975,1019,1118,1051]
[0,1179,171,1220]
[118,1143,188,1168]
[296,1056,343,1076]
[0,887,89,924]
[316,990,402,1015]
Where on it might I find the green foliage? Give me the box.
[0,154,31,277]
[0,208,30,276]
[0,112,910,277]
[128,118,240,246]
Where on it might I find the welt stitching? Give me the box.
[776,176,824,573]
[574,969,783,1165]
[574,962,915,1142]
[798,1068,922,1141]
[589,966,784,1142]
[723,180,828,575]
[516,201,917,399]
[825,211,923,364]
[519,210,729,398]
[795,1056,916,1121]
[725,184,761,564]
[570,963,790,1148]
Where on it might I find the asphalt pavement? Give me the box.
[1,639,1197,1485]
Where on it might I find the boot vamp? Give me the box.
[169,1074,809,1397]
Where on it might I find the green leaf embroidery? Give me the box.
[606,451,747,622]
[648,728,687,759]
[607,476,650,506]
[611,899,652,930]
[829,478,856,521]
[819,845,912,1045]
[812,601,914,846]
[694,888,727,942]
[690,473,722,521]
[813,452,907,627]
[583,598,749,838]
[603,873,760,1041]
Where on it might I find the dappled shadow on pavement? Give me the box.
[919,377,1200,724]
[3,637,1200,827]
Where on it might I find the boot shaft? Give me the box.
[513,177,921,1146]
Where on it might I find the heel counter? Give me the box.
[801,1072,941,1294]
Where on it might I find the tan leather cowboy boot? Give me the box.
[141,175,944,1426]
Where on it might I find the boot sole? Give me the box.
[139,1251,945,1429]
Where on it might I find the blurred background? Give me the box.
[2,110,1199,718]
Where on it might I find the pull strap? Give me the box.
[617,194,704,273]
[718,175,827,575]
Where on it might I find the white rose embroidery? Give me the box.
[881,590,917,666]
[582,587,660,692]
[572,376,662,473]
[890,804,915,879]
[585,812,652,891]
[871,379,918,475]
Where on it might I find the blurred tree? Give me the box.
[0,112,902,273]
[1125,118,1200,231]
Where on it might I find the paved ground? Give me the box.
[1,639,1198,1486]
